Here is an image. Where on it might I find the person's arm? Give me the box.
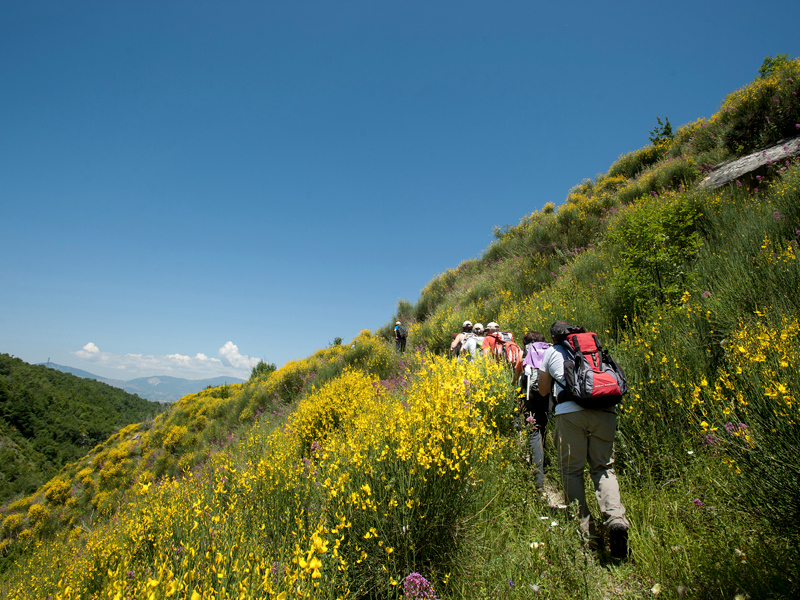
[450,333,464,351]
[537,370,552,397]
[513,356,523,384]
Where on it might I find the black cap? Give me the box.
[550,321,584,341]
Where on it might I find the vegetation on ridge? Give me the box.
[0,354,163,504]
[2,55,800,599]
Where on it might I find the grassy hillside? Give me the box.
[1,57,799,599]
[0,354,164,504]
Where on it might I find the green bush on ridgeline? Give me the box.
[607,143,670,180]
[249,360,277,381]
[718,56,800,154]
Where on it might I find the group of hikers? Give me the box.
[394,317,630,560]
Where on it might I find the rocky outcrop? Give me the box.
[700,134,800,189]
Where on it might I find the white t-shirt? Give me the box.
[539,344,583,416]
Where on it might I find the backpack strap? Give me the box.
[592,333,604,369]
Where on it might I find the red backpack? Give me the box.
[559,330,627,409]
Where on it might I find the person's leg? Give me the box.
[555,412,590,537]
[528,408,548,491]
[529,426,545,491]
[586,411,628,530]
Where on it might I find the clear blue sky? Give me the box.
[2,1,798,380]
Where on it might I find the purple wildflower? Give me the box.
[725,422,747,435]
[702,291,712,299]
[693,498,704,507]
[403,572,438,600]
[271,561,284,585]
[701,433,718,447]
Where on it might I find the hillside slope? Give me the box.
[0,354,163,503]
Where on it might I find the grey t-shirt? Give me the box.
[539,344,583,416]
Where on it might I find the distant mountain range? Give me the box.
[40,363,245,403]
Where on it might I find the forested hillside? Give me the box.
[1,56,799,600]
[0,354,163,503]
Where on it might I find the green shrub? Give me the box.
[607,143,669,180]
[604,192,703,323]
[719,57,800,153]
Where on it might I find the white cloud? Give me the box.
[167,353,191,364]
[75,342,101,360]
[218,341,260,370]
[71,341,256,380]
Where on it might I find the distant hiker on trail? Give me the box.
[461,323,486,359]
[536,320,629,559]
[516,331,552,493]
[482,322,523,378]
[450,320,474,358]
[394,320,407,353]
[450,319,475,360]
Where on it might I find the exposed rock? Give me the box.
[700,134,800,189]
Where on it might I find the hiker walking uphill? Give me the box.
[481,322,522,378]
[536,320,630,560]
[450,321,474,357]
[517,332,553,493]
[394,320,407,353]
[460,323,486,358]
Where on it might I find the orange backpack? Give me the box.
[486,332,522,366]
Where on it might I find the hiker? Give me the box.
[482,322,523,379]
[517,331,553,492]
[460,323,485,358]
[394,320,407,353]
[450,321,473,357]
[536,320,629,559]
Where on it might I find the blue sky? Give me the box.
[2,1,798,380]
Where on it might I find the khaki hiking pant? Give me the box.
[554,410,629,537]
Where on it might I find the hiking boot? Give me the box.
[608,523,629,560]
